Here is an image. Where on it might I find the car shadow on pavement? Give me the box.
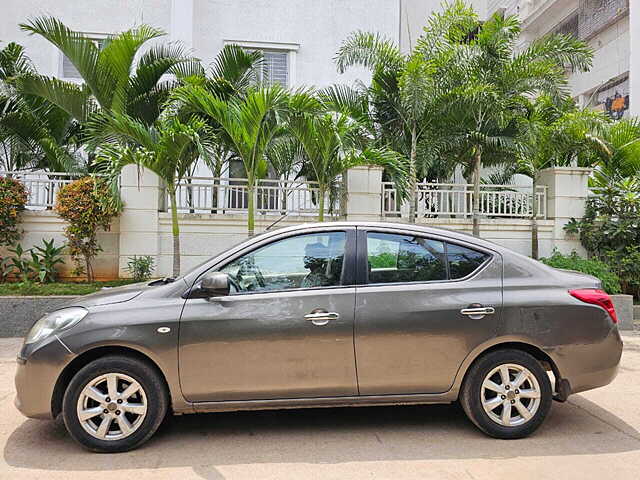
[4,397,640,479]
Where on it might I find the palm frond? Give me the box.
[209,44,263,93]
[16,74,93,121]
[335,31,403,74]
[20,16,106,105]
[99,24,166,113]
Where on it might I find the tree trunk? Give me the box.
[472,147,482,237]
[247,183,256,237]
[408,124,418,224]
[169,190,181,277]
[85,254,93,283]
[531,174,539,260]
[318,186,325,222]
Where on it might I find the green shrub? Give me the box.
[0,176,28,247]
[6,239,65,283]
[565,178,640,298]
[540,250,622,295]
[32,238,66,283]
[55,177,119,282]
[125,255,155,282]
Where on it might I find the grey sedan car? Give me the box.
[15,222,622,452]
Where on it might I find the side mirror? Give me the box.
[191,272,230,298]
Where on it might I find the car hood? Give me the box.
[67,282,151,308]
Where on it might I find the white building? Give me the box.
[486,0,638,119]
[1,0,430,90]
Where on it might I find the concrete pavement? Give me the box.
[1,335,639,480]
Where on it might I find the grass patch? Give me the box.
[0,279,140,296]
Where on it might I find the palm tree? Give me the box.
[288,110,406,221]
[17,17,199,126]
[172,84,289,236]
[88,113,212,277]
[175,44,265,213]
[587,118,640,187]
[518,95,606,258]
[335,32,435,223]
[414,1,593,237]
[1,41,84,182]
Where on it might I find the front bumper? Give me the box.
[14,337,74,419]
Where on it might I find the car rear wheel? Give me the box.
[62,355,168,452]
[460,349,552,439]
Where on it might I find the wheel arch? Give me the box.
[452,339,561,399]
[51,345,171,418]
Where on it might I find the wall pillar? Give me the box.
[118,165,162,278]
[630,0,640,117]
[537,167,591,255]
[170,0,194,49]
[344,166,384,222]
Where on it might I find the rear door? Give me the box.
[354,227,502,395]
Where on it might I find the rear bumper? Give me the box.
[14,337,73,420]
[552,326,623,397]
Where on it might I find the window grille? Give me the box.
[258,50,289,87]
[552,13,579,38]
[578,0,629,40]
[61,37,107,79]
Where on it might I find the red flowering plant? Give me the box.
[0,176,28,247]
[55,177,119,282]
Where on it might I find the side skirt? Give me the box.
[182,392,457,415]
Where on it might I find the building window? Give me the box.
[258,50,289,87]
[60,36,107,79]
[224,40,298,88]
[551,12,579,38]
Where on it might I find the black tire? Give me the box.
[460,349,552,439]
[62,355,168,453]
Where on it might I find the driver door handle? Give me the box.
[304,311,340,326]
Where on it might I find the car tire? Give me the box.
[62,355,168,453]
[460,349,552,439]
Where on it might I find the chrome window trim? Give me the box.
[359,227,497,288]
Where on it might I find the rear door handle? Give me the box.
[460,306,495,319]
[304,311,340,326]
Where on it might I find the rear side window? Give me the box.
[447,243,491,279]
[367,233,447,284]
[366,232,490,285]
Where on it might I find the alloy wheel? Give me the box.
[76,373,148,441]
[480,363,541,427]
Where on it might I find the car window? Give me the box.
[220,232,346,293]
[367,232,447,284]
[447,242,491,279]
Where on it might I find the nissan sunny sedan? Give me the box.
[15,222,622,452]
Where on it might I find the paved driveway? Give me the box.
[1,335,639,480]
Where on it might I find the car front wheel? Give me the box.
[460,349,552,439]
[62,355,168,452]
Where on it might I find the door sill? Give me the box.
[188,392,455,414]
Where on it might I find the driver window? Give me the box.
[220,232,346,293]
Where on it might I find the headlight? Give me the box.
[25,307,88,345]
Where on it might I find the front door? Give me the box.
[179,229,358,402]
[354,228,502,395]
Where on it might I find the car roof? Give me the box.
[265,221,504,252]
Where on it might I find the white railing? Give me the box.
[0,171,84,209]
[170,177,339,217]
[382,182,547,219]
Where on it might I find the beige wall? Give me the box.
[1,211,119,281]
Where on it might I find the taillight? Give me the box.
[569,289,618,324]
